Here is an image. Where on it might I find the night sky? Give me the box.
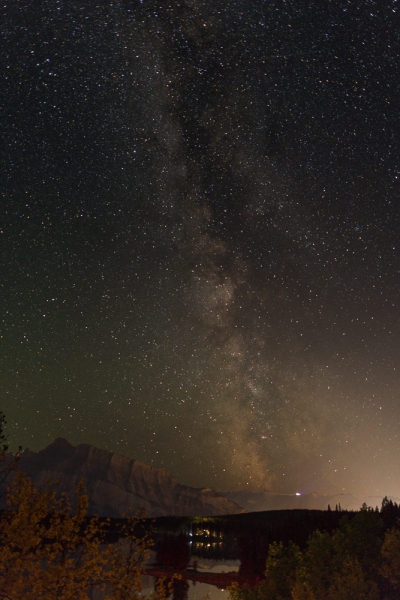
[2,1,400,498]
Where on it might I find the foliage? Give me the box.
[0,412,7,451]
[333,504,383,578]
[229,581,270,600]
[295,510,382,600]
[0,473,103,599]
[0,470,159,600]
[0,411,22,489]
[324,558,379,600]
[102,508,156,600]
[381,525,400,593]
[229,500,400,600]
[296,529,336,598]
[263,541,302,599]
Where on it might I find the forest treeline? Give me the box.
[153,500,400,599]
[228,498,400,600]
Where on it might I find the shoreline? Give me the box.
[146,567,239,589]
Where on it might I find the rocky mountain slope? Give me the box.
[13,438,243,518]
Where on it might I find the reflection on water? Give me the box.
[188,534,238,561]
[142,575,230,600]
[88,566,235,600]
[191,540,233,559]
[150,577,190,600]
[89,530,238,600]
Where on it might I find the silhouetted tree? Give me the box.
[0,412,22,492]
[171,578,189,600]
[156,533,191,570]
[381,496,400,529]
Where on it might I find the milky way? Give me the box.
[2,1,400,497]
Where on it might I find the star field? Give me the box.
[2,0,400,497]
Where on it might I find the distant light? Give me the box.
[296,493,301,496]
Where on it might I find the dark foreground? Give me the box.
[146,567,238,589]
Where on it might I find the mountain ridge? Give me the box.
[13,438,244,518]
[6,439,397,517]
